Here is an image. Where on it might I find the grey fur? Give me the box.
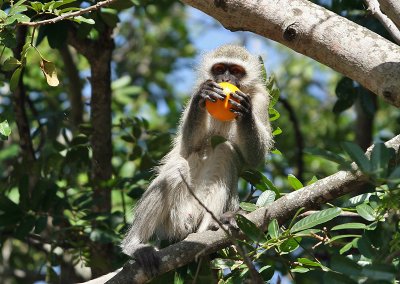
[121,45,273,257]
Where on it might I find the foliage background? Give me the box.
[0,0,399,283]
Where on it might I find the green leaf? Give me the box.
[235,214,265,242]
[256,190,275,207]
[331,222,367,231]
[279,237,301,253]
[5,13,30,24]
[342,193,372,208]
[290,267,310,273]
[268,108,280,121]
[288,174,303,190]
[73,16,95,25]
[356,204,376,221]
[370,142,394,178]
[268,219,279,239]
[333,77,357,113]
[291,207,341,233]
[10,67,22,92]
[239,202,257,212]
[2,57,21,71]
[272,127,282,136]
[0,120,11,138]
[297,258,327,270]
[211,258,236,270]
[361,264,396,281]
[339,242,354,255]
[341,142,370,172]
[52,0,77,10]
[40,59,59,86]
[331,255,362,277]
[306,176,318,185]
[30,1,44,11]
[9,5,28,15]
[388,166,400,190]
[0,10,7,19]
[210,135,227,149]
[304,147,351,169]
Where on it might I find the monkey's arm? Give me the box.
[231,90,272,168]
[179,80,225,157]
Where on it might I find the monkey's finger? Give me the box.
[206,91,225,102]
[209,81,223,90]
[203,86,226,97]
[228,99,250,114]
[231,91,251,105]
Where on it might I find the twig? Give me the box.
[364,0,400,45]
[178,171,264,284]
[278,97,304,183]
[18,0,118,27]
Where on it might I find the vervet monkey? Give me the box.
[121,45,273,276]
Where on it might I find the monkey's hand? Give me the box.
[229,90,252,119]
[195,80,226,107]
[208,211,240,231]
[133,245,160,278]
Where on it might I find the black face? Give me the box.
[211,63,246,87]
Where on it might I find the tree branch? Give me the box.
[364,0,400,44]
[378,0,400,29]
[18,0,118,27]
[180,0,400,107]
[100,134,400,283]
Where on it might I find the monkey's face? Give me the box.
[211,63,246,88]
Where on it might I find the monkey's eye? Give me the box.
[229,65,245,76]
[212,64,226,75]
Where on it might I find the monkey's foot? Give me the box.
[207,211,240,231]
[133,245,161,278]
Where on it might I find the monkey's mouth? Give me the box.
[216,79,240,88]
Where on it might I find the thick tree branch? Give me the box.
[379,0,400,29]
[101,134,400,283]
[181,0,400,107]
[364,0,400,44]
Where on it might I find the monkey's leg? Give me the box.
[121,177,169,277]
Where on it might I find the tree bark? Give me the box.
[181,0,400,108]
[102,134,400,283]
[379,0,400,29]
[59,45,84,129]
[68,27,115,277]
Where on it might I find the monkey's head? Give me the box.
[198,45,263,92]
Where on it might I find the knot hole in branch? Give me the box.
[283,23,300,42]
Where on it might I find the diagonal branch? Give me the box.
[378,0,400,29]
[364,0,400,45]
[181,0,400,108]
[101,134,400,283]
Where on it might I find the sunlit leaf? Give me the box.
[0,120,11,138]
[256,190,275,207]
[239,202,257,212]
[291,207,341,233]
[2,57,21,71]
[356,204,376,221]
[288,174,303,190]
[40,59,59,87]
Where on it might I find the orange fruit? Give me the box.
[206,82,239,121]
